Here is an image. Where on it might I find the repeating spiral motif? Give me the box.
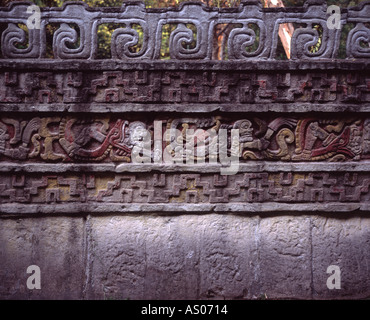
[347,23,370,58]
[169,24,203,60]
[228,24,265,59]
[111,26,147,59]
[0,1,368,60]
[1,23,40,58]
[53,23,88,59]
[290,24,335,59]
[291,27,320,59]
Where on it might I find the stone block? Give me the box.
[0,217,85,299]
[86,214,259,300]
[312,215,370,299]
[257,216,312,299]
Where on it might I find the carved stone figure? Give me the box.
[59,118,132,162]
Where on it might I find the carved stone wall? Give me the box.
[0,1,370,300]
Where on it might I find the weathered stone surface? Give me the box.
[86,214,258,299]
[0,1,369,60]
[0,217,85,300]
[85,214,311,300]
[1,172,369,207]
[197,214,259,299]
[0,0,369,301]
[0,60,369,72]
[0,69,369,106]
[1,214,370,299]
[257,216,312,299]
[84,216,146,300]
[0,114,369,164]
[312,215,370,299]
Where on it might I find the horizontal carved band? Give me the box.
[1,203,368,215]
[0,114,369,163]
[0,70,369,105]
[1,103,370,114]
[0,60,369,71]
[0,1,369,60]
[0,2,369,216]
[1,162,369,173]
[0,172,369,206]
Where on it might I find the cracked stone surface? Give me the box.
[257,216,312,299]
[311,216,370,299]
[0,0,369,301]
[1,214,361,299]
[1,214,370,299]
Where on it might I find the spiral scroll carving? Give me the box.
[1,23,41,58]
[290,24,336,59]
[53,23,91,59]
[111,25,148,59]
[169,23,205,60]
[0,1,369,60]
[347,23,370,59]
[228,24,266,59]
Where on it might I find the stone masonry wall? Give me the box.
[0,0,370,299]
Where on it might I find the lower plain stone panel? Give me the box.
[311,216,370,299]
[85,215,260,300]
[0,217,85,300]
[256,216,312,299]
[0,214,369,299]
